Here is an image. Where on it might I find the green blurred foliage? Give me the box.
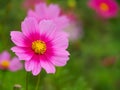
[0,0,120,90]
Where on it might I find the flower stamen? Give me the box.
[32,40,47,54]
[100,3,109,11]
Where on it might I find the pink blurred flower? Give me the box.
[88,0,119,18]
[64,12,83,42]
[23,0,45,9]
[27,3,69,30]
[11,17,70,76]
[0,51,23,71]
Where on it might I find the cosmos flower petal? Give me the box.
[40,56,55,73]
[53,49,70,57]
[15,52,34,61]
[50,49,70,66]
[25,55,41,75]
[50,56,69,66]
[47,4,60,18]
[28,10,40,20]
[11,31,31,47]
[25,59,35,71]
[25,55,42,75]
[50,31,69,49]
[52,36,69,49]
[61,32,69,38]
[27,3,69,30]
[35,3,47,19]
[35,3,60,19]
[26,2,70,34]
[54,16,69,30]
[48,30,69,41]
[11,46,32,53]
[0,51,10,61]
[39,20,56,37]
[9,57,23,71]
[21,17,40,40]
[32,61,41,76]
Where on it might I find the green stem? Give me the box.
[26,72,28,90]
[35,74,40,90]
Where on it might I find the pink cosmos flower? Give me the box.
[88,0,119,18]
[10,17,70,76]
[23,0,45,9]
[0,51,23,71]
[27,3,69,30]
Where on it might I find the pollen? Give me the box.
[100,3,109,11]
[0,60,10,69]
[32,40,47,54]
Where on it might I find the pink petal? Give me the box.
[46,31,69,41]
[32,61,41,76]
[52,33,69,49]
[47,4,60,19]
[28,10,40,21]
[11,46,32,53]
[50,56,69,66]
[54,16,69,30]
[25,55,41,75]
[0,51,10,61]
[25,60,35,71]
[10,31,31,47]
[53,49,70,57]
[49,49,70,66]
[21,17,40,40]
[39,20,56,38]
[40,56,55,73]
[15,52,34,61]
[9,57,23,71]
[35,3,47,19]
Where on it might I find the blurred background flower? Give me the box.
[27,3,69,30]
[0,51,22,71]
[64,11,83,42]
[88,0,119,19]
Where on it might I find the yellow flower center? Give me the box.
[32,40,47,54]
[100,3,109,11]
[0,60,10,69]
